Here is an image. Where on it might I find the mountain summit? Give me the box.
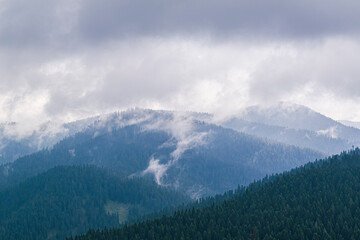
[222,103,360,154]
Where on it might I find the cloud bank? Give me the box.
[1,0,360,129]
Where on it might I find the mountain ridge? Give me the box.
[221,103,360,154]
[0,109,323,198]
[1,104,353,165]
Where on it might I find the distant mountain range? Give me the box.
[2,103,359,197]
[0,108,322,198]
[1,103,358,166]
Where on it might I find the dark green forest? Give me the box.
[0,165,189,240]
[70,148,360,240]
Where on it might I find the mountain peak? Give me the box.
[238,102,338,132]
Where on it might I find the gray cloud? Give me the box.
[1,0,360,49]
[248,38,360,103]
[0,0,80,49]
[1,0,360,128]
[61,0,360,42]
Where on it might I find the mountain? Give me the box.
[339,120,360,130]
[1,104,356,164]
[238,103,341,131]
[70,148,360,240]
[0,118,98,165]
[222,118,349,154]
[0,165,190,240]
[0,109,323,197]
[221,103,360,154]
[0,122,35,164]
[0,109,209,165]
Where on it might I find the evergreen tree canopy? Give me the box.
[71,148,360,240]
[0,165,190,240]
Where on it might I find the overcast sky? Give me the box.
[1,0,360,128]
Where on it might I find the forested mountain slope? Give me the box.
[2,105,357,166]
[0,109,323,197]
[0,118,98,164]
[0,165,189,240]
[71,149,360,240]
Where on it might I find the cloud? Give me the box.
[77,0,360,41]
[1,37,360,125]
[2,0,360,49]
[142,112,208,185]
[142,157,168,185]
[249,38,360,100]
[1,0,360,129]
[317,126,339,139]
[0,0,80,49]
[247,38,360,119]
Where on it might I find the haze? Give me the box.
[1,0,360,129]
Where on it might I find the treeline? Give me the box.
[0,165,190,240]
[70,148,360,240]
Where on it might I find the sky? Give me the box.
[1,0,360,129]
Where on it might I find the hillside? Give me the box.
[222,118,349,154]
[0,109,323,197]
[70,149,360,239]
[2,105,347,166]
[222,103,360,155]
[340,120,360,130]
[0,165,189,240]
[0,118,98,165]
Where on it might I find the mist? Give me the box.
[1,0,360,134]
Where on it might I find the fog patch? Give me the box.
[142,112,208,185]
[317,126,338,139]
